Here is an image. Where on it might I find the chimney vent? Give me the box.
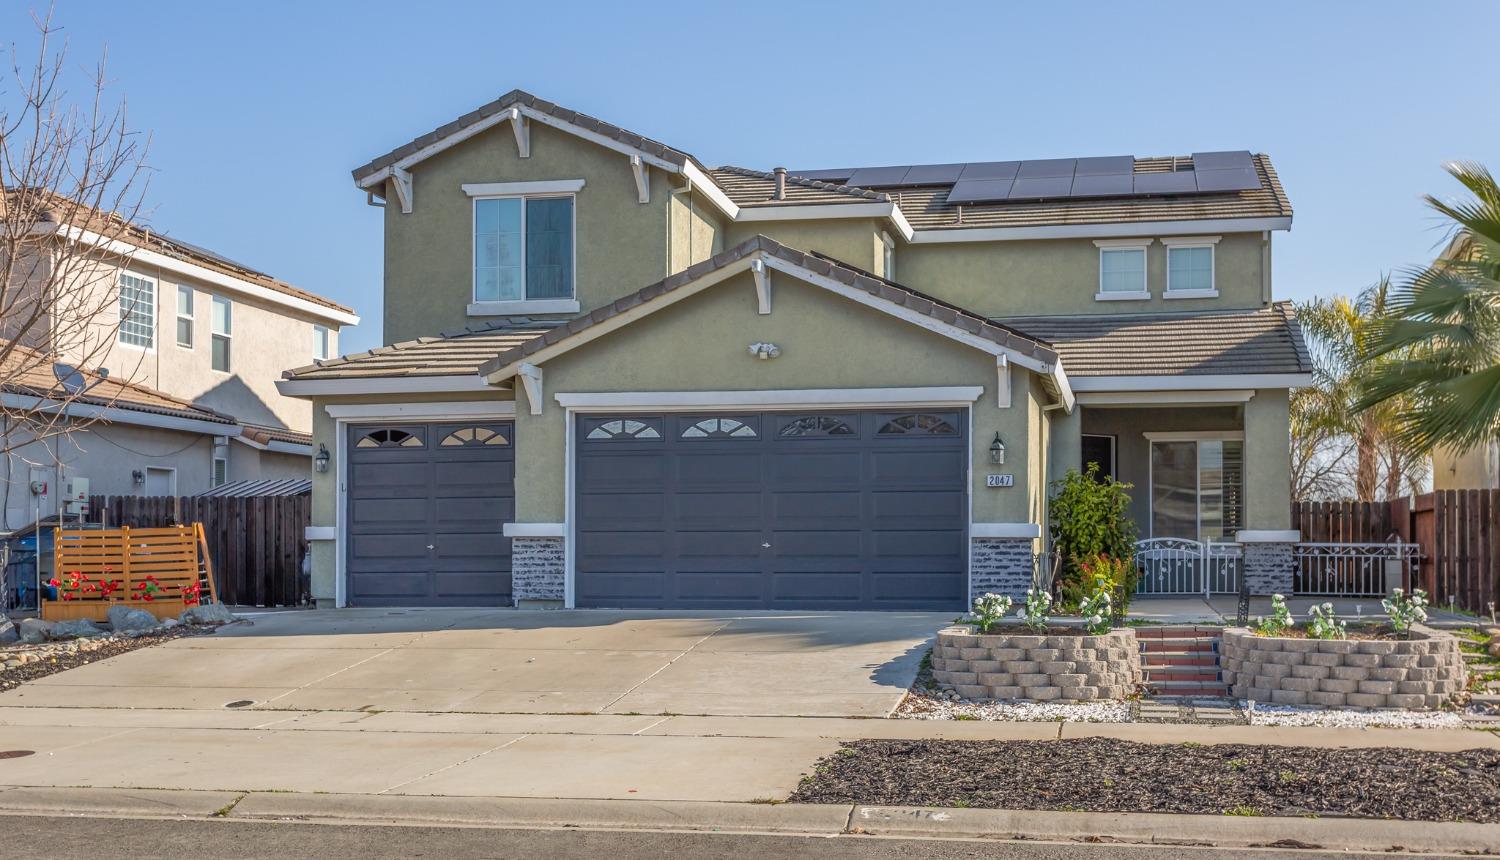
[772,166,787,201]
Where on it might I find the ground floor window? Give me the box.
[1148,434,1243,541]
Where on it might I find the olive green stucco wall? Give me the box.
[895,231,1269,319]
[381,122,677,343]
[510,270,1044,527]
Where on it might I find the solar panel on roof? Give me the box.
[1133,171,1198,194]
[1016,158,1077,179]
[946,178,1014,204]
[1190,150,1254,172]
[1074,155,1134,176]
[897,163,965,186]
[1194,167,1260,192]
[844,166,912,187]
[1009,176,1074,199]
[791,168,854,182]
[1069,173,1135,197]
[959,161,1020,180]
[166,237,264,274]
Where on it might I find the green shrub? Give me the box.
[1049,465,1137,606]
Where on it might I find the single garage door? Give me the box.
[346,422,515,606]
[576,410,968,610]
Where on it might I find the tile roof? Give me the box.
[352,89,693,182]
[999,302,1310,378]
[1,342,235,426]
[239,423,312,447]
[478,235,1058,378]
[707,166,889,207]
[10,188,353,316]
[282,319,557,381]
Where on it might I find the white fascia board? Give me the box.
[1069,373,1312,392]
[462,179,586,197]
[502,522,566,538]
[681,161,740,220]
[908,217,1293,244]
[54,225,360,327]
[276,375,502,397]
[0,393,239,437]
[323,400,516,421]
[267,441,313,456]
[231,434,267,451]
[1076,389,1255,406]
[555,387,986,411]
[736,201,916,242]
[1052,362,1076,413]
[971,523,1042,539]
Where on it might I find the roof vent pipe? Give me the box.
[772,166,787,201]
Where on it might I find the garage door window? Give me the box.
[584,417,662,441]
[355,428,424,449]
[441,426,510,447]
[878,413,958,435]
[680,417,758,439]
[778,415,856,437]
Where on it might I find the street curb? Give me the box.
[2,787,1497,852]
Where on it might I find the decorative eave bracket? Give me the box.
[996,355,1011,409]
[630,154,650,204]
[751,258,771,315]
[508,107,530,158]
[390,167,413,214]
[518,363,544,415]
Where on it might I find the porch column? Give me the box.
[1048,404,1081,483]
[1243,389,1292,531]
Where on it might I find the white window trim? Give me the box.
[116,272,158,352]
[1163,235,1220,298]
[211,453,228,487]
[470,190,579,314]
[210,295,232,374]
[313,324,331,361]
[175,285,194,350]
[1146,433,1246,541]
[1080,433,1117,476]
[1094,239,1151,301]
[1143,430,1244,442]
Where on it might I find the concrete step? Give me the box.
[1145,669,1223,683]
[1150,679,1232,694]
[1140,638,1218,654]
[1141,652,1219,667]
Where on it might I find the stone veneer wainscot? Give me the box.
[1221,624,1466,709]
[511,537,565,603]
[969,538,1035,603]
[931,626,1142,702]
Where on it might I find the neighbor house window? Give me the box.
[211,296,232,372]
[212,454,228,487]
[1148,434,1244,541]
[881,232,896,280]
[313,324,330,360]
[473,195,575,302]
[117,273,156,348]
[1164,236,1220,295]
[1095,240,1150,298]
[176,285,194,348]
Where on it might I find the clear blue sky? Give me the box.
[8,1,1495,353]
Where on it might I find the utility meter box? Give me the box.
[62,476,89,515]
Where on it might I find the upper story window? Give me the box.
[1163,236,1221,298]
[1094,240,1151,301]
[313,324,331,361]
[175,285,194,349]
[881,232,896,280]
[117,273,156,348]
[473,195,575,305]
[211,296,232,373]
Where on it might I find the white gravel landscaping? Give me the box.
[898,693,1133,723]
[1244,700,1466,729]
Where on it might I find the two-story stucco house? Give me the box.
[2,194,358,529]
[280,90,1310,610]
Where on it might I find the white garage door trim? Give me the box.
[560,386,985,609]
[329,401,518,608]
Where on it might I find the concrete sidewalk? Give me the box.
[0,786,1494,855]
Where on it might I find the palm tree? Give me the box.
[1359,162,1500,452]
[1296,280,1426,499]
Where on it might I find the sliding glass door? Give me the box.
[1149,437,1243,541]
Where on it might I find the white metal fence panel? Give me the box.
[1292,541,1420,597]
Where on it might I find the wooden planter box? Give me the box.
[40,524,217,623]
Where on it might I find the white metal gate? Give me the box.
[1134,538,1242,596]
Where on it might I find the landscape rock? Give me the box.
[1487,639,1500,659]
[50,618,105,639]
[107,605,159,633]
[18,618,55,644]
[0,614,17,644]
[180,603,236,625]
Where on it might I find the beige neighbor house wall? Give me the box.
[59,250,336,434]
[380,122,685,343]
[1433,444,1499,490]
[225,446,308,484]
[722,219,885,275]
[895,231,1270,318]
[509,271,1043,528]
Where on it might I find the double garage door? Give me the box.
[575,409,969,611]
[346,422,515,606]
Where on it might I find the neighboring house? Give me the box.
[279,90,1310,610]
[1427,235,1493,491]
[2,197,358,529]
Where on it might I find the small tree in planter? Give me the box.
[1049,464,1137,609]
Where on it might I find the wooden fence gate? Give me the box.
[89,493,310,607]
[1293,492,1500,615]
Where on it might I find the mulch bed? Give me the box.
[0,626,211,694]
[789,737,1500,822]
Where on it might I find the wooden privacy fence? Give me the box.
[1293,491,1500,614]
[44,524,217,622]
[89,493,310,607]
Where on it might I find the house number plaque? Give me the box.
[986,474,1014,488]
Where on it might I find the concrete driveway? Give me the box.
[0,608,943,718]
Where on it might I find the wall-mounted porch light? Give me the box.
[989,432,1006,465]
[314,444,331,473]
[131,469,145,485]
